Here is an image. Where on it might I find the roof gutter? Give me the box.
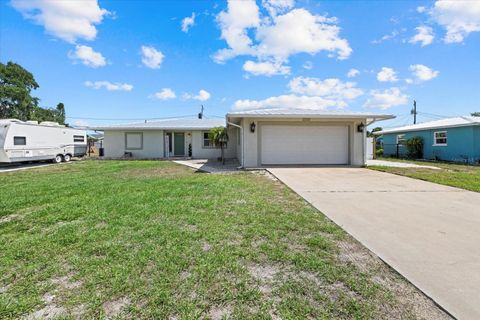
[227,120,244,169]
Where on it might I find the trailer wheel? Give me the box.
[63,154,71,162]
[53,155,63,163]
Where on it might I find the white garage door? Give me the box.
[261,125,349,165]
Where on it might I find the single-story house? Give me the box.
[376,116,480,163]
[93,109,393,168]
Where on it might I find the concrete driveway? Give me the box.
[268,167,480,320]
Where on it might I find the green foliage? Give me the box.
[367,127,382,137]
[208,126,229,164]
[0,61,65,123]
[405,136,424,159]
[375,148,384,157]
[471,112,480,117]
[0,61,39,120]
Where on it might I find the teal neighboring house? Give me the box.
[376,117,480,164]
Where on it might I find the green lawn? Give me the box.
[0,161,448,319]
[370,158,480,192]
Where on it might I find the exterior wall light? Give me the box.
[357,123,365,133]
[250,122,256,133]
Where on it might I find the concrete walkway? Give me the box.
[367,159,441,169]
[173,159,240,173]
[268,167,480,320]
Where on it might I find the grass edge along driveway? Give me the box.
[0,160,450,319]
[369,158,480,192]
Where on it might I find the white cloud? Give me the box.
[233,76,363,110]
[84,81,133,91]
[364,87,408,110]
[11,0,109,43]
[214,0,260,63]
[234,95,345,110]
[214,1,351,75]
[409,64,439,81]
[141,46,164,69]
[288,77,363,100]
[68,45,106,67]
[372,30,401,44]
[347,68,360,78]
[243,60,290,76]
[303,61,313,70]
[181,12,196,32]
[255,9,351,60]
[409,26,434,46]
[262,0,295,16]
[184,89,211,101]
[429,0,480,43]
[152,88,176,100]
[377,67,398,82]
[417,6,427,13]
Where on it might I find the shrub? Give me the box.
[405,136,424,159]
[376,148,384,157]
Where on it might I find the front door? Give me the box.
[174,132,185,156]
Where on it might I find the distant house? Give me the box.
[92,109,393,167]
[376,117,480,163]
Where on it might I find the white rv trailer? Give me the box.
[0,119,87,163]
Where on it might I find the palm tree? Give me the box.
[208,126,229,164]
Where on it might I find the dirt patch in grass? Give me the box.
[26,293,66,320]
[208,304,233,320]
[103,296,131,318]
[335,237,451,320]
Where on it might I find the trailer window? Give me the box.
[13,136,26,145]
[74,135,85,142]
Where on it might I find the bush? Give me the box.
[376,148,384,157]
[405,136,423,159]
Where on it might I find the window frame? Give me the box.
[202,131,215,149]
[396,134,406,145]
[433,131,448,146]
[202,131,227,149]
[13,136,26,146]
[125,132,143,150]
[73,135,85,143]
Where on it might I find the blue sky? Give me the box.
[1,0,479,128]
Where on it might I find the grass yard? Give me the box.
[0,161,449,319]
[369,158,480,192]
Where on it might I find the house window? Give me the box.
[396,134,406,145]
[125,132,143,150]
[73,135,85,142]
[203,132,214,148]
[434,131,447,146]
[13,136,26,145]
[202,132,227,148]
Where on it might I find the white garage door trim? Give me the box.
[260,124,349,165]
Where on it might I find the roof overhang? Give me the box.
[375,122,480,135]
[89,126,222,131]
[226,112,394,124]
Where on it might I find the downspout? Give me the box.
[227,120,244,168]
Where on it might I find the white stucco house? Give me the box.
[93,109,393,168]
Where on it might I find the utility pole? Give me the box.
[411,100,417,124]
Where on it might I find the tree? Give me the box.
[471,112,480,117]
[208,126,229,164]
[367,126,382,137]
[0,61,39,120]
